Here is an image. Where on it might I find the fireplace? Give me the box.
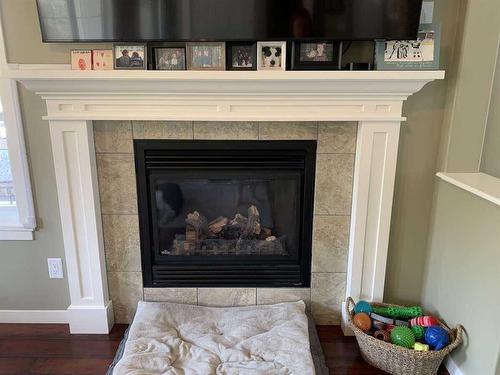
[135,140,316,287]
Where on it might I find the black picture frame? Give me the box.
[292,41,341,71]
[113,43,147,70]
[226,42,257,71]
[147,42,186,70]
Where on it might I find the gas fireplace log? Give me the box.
[243,205,261,237]
[185,211,209,234]
[208,216,228,234]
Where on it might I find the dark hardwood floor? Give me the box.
[0,324,449,374]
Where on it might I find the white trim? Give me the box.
[445,356,465,375]
[0,13,36,238]
[0,227,34,240]
[0,309,68,324]
[436,172,500,206]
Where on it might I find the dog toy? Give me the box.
[372,319,385,331]
[373,330,391,342]
[424,326,449,350]
[353,313,372,333]
[370,313,410,327]
[354,300,373,314]
[413,342,429,352]
[390,327,415,349]
[410,316,439,327]
[372,305,423,319]
[386,324,395,332]
[411,325,425,340]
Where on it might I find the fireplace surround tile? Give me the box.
[96,153,138,214]
[107,271,144,324]
[133,121,194,140]
[94,120,356,324]
[311,272,346,325]
[198,288,257,307]
[94,120,133,153]
[256,288,311,309]
[315,153,354,215]
[102,215,141,272]
[312,215,350,273]
[317,122,357,154]
[144,288,198,304]
[258,121,317,140]
[194,121,259,140]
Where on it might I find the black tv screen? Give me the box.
[37,0,423,42]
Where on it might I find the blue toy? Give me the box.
[424,326,449,350]
[354,300,373,314]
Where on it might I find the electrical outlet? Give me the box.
[47,258,64,279]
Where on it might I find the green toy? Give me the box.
[390,327,416,349]
[372,305,423,319]
[411,325,425,340]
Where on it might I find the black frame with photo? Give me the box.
[292,41,341,71]
[147,42,186,70]
[113,43,147,70]
[226,42,257,71]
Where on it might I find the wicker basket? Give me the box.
[346,297,463,375]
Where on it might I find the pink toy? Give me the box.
[410,316,439,327]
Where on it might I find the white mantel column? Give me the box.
[342,120,401,334]
[49,120,114,334]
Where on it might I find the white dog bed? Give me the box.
[111,300,317,374]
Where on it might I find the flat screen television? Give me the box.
[37,0,423,42]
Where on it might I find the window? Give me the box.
[0,19,36,240]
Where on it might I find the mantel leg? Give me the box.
[49,120,114,334]
[342,120,401,335]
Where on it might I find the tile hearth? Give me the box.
[94,120,356,325]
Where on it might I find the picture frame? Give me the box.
[113,43,147,70]
[375,23,441,71]
[226,42,257,71]
[152,46,186,70]
[186,42,226,71]
[257,41,286,71]
[71,50,92,70]
[92,49,113,70]
[292,41,340,70]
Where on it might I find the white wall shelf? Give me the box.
[436,172,500,206]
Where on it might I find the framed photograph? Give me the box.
[92,49,113,70]
[113,44,147,70]
[257,41,286,71]
[186,42,225,71]
[153,47,186,70]
[292,41,340,70]
[71,50,92,70]
[226,42,256,71]
[375,24,441,70]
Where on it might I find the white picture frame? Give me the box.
[257,41,286,71]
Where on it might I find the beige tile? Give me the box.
[311,273,346,325]
[194,122,259,140]
[257,288,311,309]
[143,288,198,304]
[108,271,143,324]
[96,154,137,214]
[198,288,256,307]
[93,121,133,153]
[312,216,350,273]
[259,122,317,140]
[102,215,141,272]
[133,121,193,139]
[315,154,354,215]
[317,122,357,154]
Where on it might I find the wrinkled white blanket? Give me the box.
[112,300,315,375]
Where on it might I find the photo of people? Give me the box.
[114,45,146,69]
[232,46,254,68]
[299,42,334,62]
[155,48,186,70]
[187,43,225,70]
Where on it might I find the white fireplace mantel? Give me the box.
[11,69,444,333]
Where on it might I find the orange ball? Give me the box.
[353,313,372,332]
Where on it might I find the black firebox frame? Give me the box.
[135,140,316,288]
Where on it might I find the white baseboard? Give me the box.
[0,309,69,323]
[445,356,464,375]
[66,301,114,334]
